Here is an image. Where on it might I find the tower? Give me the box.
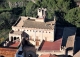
[37,8,46,18]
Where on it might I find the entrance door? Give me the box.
[36,41,39,46]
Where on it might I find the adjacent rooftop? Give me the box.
[39,38,62,51]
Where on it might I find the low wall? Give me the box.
[37,50,65,56]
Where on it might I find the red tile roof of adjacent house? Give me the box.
[9,41,20,47]
[40,38,62,51]
[0,48,17,57]
[40,54,58,57]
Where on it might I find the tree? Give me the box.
[65,7,80,27]
[26,1,37,17]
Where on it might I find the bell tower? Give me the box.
[37,8,46,18]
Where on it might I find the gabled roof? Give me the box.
[40,38,62,51]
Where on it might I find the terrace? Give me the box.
[38,38,62,51]
[0,38,21,48]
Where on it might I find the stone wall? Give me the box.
[12,26,54,42]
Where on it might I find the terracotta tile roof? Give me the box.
[0,48,17,57]
[9,41,20,47]
[40,38,62,51]
[40,54,58,57]
[23,20,55,29]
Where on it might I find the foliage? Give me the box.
[0,38,4,43]
[26,1,37,17]
[65,7,80,27]
[0,0,9,9]
[25,0,76,19]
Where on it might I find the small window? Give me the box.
[46,31,47,33]
[49,32,50,33]
[18,29,20,31]
[39,31,41,32]
[27,30,28,31]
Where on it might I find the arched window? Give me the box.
[49,32,50,33]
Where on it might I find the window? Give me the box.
[18,29,20,31]
[30,30,31,32]
[46,31,47,33]
[49,32,50,33]
[14,37,16,40]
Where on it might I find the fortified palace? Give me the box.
[0,8,78,57]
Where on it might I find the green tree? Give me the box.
[65,7,80,27]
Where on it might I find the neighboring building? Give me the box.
[10,8,56,48]
[73,50,80,57]
[74,0,80,7]
[0,38,23,57]
[62,27,76,56]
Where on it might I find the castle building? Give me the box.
[9,8,56,48]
